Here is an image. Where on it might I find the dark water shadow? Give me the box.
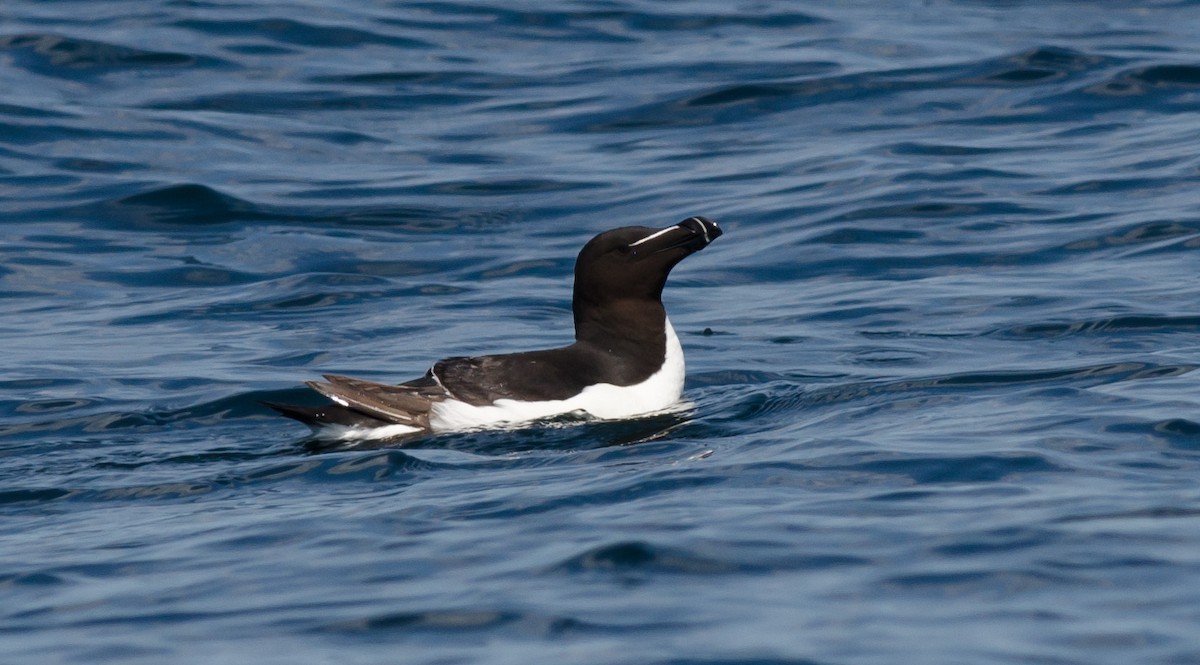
[300,410,693,456]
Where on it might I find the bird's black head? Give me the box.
[573,216,722,307]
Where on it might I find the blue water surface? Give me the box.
[4,1,1200,663]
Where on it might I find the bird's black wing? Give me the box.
[304,374,444,428]
[432,346,608,405]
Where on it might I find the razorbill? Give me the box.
[265,215,722,440]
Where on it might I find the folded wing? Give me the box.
[305,373,443,429]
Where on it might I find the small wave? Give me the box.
[143,90,483,114]
[1002,54,1200,118]
[808,227,924,245]
[966,46,1107,86]
[1062,219,1200,254]
[0,33,221,73]
[88,264,260,289]
[1002,315,1200,338]
[0,445,449,507]
[172,17,432,50]
[553,540,743,574]
[576,45,1117,132]
[888,141,1018,157]
[0,488,73,505]
[381,5,824,39]
[798,450,1067,484]
[307,69,533,90]
[882,568,1074,596]
[567,67,878,132]
[0,389,294,441]
[686,369,796,387]
[0,102,75,119]
[319,605,681,638]
[609,9,825,32]
[412,177,605,196]
[0,409,151,440]
[1089,63,1200,96]
[322,608,523,633]
[0,118,183,148]
[820,200,1046,225]
[1053,505,1200,524]
[105,276,461,325]
[86,183,268,229]
[732,362,1194,421]
[72,182,527,233]
[930,526,1053,557]
[1037,175,1189,196]
[1105,418,1200,452]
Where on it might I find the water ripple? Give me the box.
[6,1,1200,663]
[0,33,222,73]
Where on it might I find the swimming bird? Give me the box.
[265,215,722,441]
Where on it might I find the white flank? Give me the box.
[313,422,422,442]
[428,317,686,432]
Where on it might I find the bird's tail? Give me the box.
[261,401,389,429]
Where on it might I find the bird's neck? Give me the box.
[573,297,667,354]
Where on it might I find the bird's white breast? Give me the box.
[428,317,686,432]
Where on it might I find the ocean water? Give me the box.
[4,1,1200,663]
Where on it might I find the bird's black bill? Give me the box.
[678,216,722,245]
[630,216,722,256]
